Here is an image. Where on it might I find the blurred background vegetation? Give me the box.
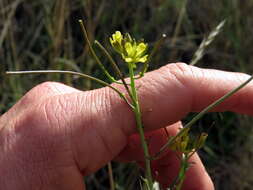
[1,0,253,189]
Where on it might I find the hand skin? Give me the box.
[1,63,253,190]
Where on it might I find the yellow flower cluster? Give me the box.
[110,31,148,64]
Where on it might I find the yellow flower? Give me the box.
[123,41,148,63]
[109,31,123,53]
[109,31,148,64]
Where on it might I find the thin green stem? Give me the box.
[175,154,189,190]
[94,40,126,84]
[94,40,133,97]
[6,70,134,108]
[155,74,253,158]
[79,20,116,83]
[128,63,153,189]
[94,41,123,79]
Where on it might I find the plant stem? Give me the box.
[128,63,153,189]
[175,154,189,190]
[6,70,133,108]
[79,20,117,83]
[94,40,133,98]
[155,74,253,158]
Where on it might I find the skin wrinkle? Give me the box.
[40,99,70,164]
[41,92,85,171]
[53,95,73,133]
[96,89,118,158]
[18,99,76,182]
[101,86,133,141]
[71,94,103,174]
[99,85,136,136]
[90,90,116,160]
[22,111,76,189]
[72,93,88,162]
[66,93,91,174]
[81,91,127,175]
[65,93,88,174]
[99,88,135,162]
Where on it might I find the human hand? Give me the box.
[1,63,253,189]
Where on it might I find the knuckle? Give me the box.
[17,82,59,106]
[156,62,193,90]
[27,81,59,97]
[160,62,195,82]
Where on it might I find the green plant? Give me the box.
[6,19,253,190]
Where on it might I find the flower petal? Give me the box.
[136,42,147,56]
[137,55,148,63]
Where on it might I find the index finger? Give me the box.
[67,63,253,174]
[133,62,253,132]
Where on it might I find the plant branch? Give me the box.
[79,20,117,83]
[94,40,133,97]
[6,70,134,108]
[128,63,153,189]
[155,74,253,158]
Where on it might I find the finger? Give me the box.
[153,152,214,190]
[116,122,213,189]
[134,63,253,131]
[182,153,214,190]
[149,124,213,190]
[115,122,182,162]
[35,63,253,174]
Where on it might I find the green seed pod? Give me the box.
[195,133,208,149]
